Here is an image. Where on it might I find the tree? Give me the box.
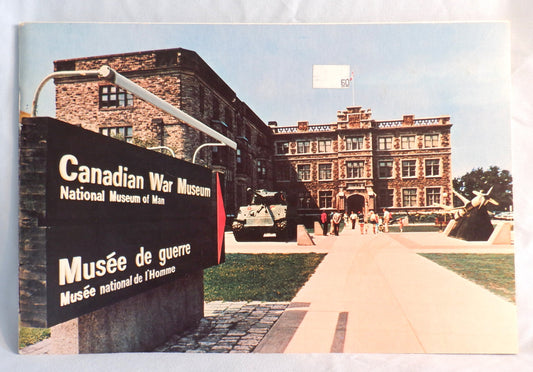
[453,166,513,211]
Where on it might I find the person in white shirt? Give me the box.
[349,211,357,229]
[383,208,391,233]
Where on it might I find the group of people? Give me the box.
[319,208,393,236]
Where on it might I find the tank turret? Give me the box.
[232,189,295,241]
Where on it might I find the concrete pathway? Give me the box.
[254,228,517,354]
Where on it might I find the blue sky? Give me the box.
[19,22,511,177]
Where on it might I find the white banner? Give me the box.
[312,65,351,89]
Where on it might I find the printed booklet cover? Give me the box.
[18,22,516,355]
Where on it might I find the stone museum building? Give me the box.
[53,47,453,217]
[271,108,453,218]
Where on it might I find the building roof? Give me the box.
[54,47,271,136]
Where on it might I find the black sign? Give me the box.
[19,117,226,326]
[45,121,212,225]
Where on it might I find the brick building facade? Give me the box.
[271,106,453,217]
[54,48,273,213]
[54,48,452,218]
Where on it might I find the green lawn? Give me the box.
[419,253,515,303]
[388,224,441,233]
[19,327,50,349]
[204,253,326,301]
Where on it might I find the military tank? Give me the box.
[232,189,295,241]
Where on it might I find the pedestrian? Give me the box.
[368,209,378,234]
[331,210,343,236]
[399,215,409,232]
[358,211,366,234]
[383,208,391,233]
[320,210,329,236]
[376,214,385,233]
[349,211,357,229]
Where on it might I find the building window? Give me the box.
[245,126,251,143]
[424,134,439,148]
[276,142,289,155]
[225,107,233,130]
[256,134,264,149]
[212,142,228,166]
[297,164,311,181]
[346,136,364,150]
[236,115,243,138]
[378,160,393,178]
[426,187,441,206]
[318,163,332,180]
[401,160,416,178]
[297,140,311,154]
[402,188,418,207]
[100,126,133,142]
[199,86,205,116]
[212,97,219,119]
[425,159,440,177]
[257,160,266,179]
[236,148,249,174]
[346,161,364,179]
[401,135,416,149]
[99,86,133,108]
[275,164,290,181]
[318,139,332,153]
[379,189,394,208]
[378,136,393,150]
[298,192,312,209]
[237,183,246,207]
[319,191,333,209]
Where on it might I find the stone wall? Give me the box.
[76,271,204,353]
[19,120,48,327]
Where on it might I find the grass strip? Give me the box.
[204,253,326,302]
[19,327,50,349]
[419,253,515,303]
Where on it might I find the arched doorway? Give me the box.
[346,194,365,214]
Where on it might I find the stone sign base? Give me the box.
[297,224,315,246]
[49,271,203,354]
[314,221,322,235]
[488,222,513,245]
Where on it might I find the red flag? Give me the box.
[216,173,226,264]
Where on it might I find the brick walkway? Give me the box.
[153,301,289,353]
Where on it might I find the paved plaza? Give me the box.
[154,226,516,354]
[253,227,517,354]
[22,226,516,355]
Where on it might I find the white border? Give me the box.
[3,1,533,371]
